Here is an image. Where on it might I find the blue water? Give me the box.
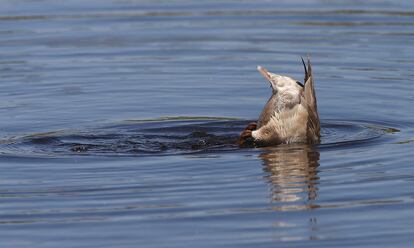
[0,1,413,247]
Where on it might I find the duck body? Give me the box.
[239,58,320,147]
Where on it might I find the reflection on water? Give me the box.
[260,144,320,210]
[259,144,321,241]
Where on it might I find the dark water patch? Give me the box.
[2,9,414,22]
[0,117,396,158]
[296,21,414,27]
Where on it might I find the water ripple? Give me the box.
[0,117,397,158]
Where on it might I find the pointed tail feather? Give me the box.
[303,58,320,143]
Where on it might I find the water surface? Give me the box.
[0,0,413,247]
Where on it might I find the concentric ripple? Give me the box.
[0,117,398,158]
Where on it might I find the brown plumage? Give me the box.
[239,58,320,146]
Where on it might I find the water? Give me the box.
[0,0,413,247]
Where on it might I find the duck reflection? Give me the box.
[259,144,320,210]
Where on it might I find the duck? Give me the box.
[239,58,320,146]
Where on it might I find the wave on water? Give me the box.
[0,117,398,158]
